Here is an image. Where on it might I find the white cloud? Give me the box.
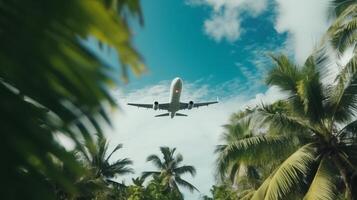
[274,0,330,63]
[189,0,332,64]
[103,79,285,199]
[204,9,242,42]
[188,0,268,42]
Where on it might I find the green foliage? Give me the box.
[202,184,237,200]
[145,176,183,200]
[113,176,184,200]
[0,0,144,199]
[217,50,357,199]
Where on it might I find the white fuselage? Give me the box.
[168,77,182,118]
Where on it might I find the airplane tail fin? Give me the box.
[175,113,188,117]
[155,113,170,117]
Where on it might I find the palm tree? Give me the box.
[0,0,144,198]
[142,146,199,197]
[216,117,266,199]
[81,134,134,185]
[217,54,357,200]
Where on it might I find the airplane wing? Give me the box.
[179,100,218,110]
[127,103,152,108]
[193,101,219,108]
[127,103,170,110]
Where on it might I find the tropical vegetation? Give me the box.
[213,1,357,199]
[0,0,144,199]
[1,0,356,199]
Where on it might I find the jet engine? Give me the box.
[188,101,194,109]
[153,101,159,110]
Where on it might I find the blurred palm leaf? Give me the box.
[0,0,144,199]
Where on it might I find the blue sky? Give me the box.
[126,0,287,96]
[85,0,331,199]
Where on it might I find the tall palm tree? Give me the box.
[217,54,357,200]
[81,134,134,185]
[142,146,199,196]
[0,0,144,199]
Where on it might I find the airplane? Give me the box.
[127,77,219,118]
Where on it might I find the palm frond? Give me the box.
[304,156,338,200]
[175,153,184,166]
[141,171,161,180]
[338,145,357,168]
[147,154,164,169]
[328,3,357,54]
[229,108,255,122]
[338,119,357,143]
[105,143,123,162]
[228,162,240,183]
[296,56,326,123]
[251,176,272,200]
[174,165,197,177]
[174,176,199,192]
[263,143,317,200]
[104,158,134,177]
[238,188,256,200]
[331,0,357,17]
[330,55,357,123]
[221,118,252,142]
[216,135,299,180]
[96,135,109,166]
[0,0,144,198]
[132,177,145,187]
[160,146,175,165]
[255,101,313,135]
[266,54,301,93]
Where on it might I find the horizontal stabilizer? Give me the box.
[155,113,169,117]
[175,113,187,117]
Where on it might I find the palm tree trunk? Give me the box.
[333,155,353,200]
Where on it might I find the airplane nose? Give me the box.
[172,77,181,85]
[175,78,182,86]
